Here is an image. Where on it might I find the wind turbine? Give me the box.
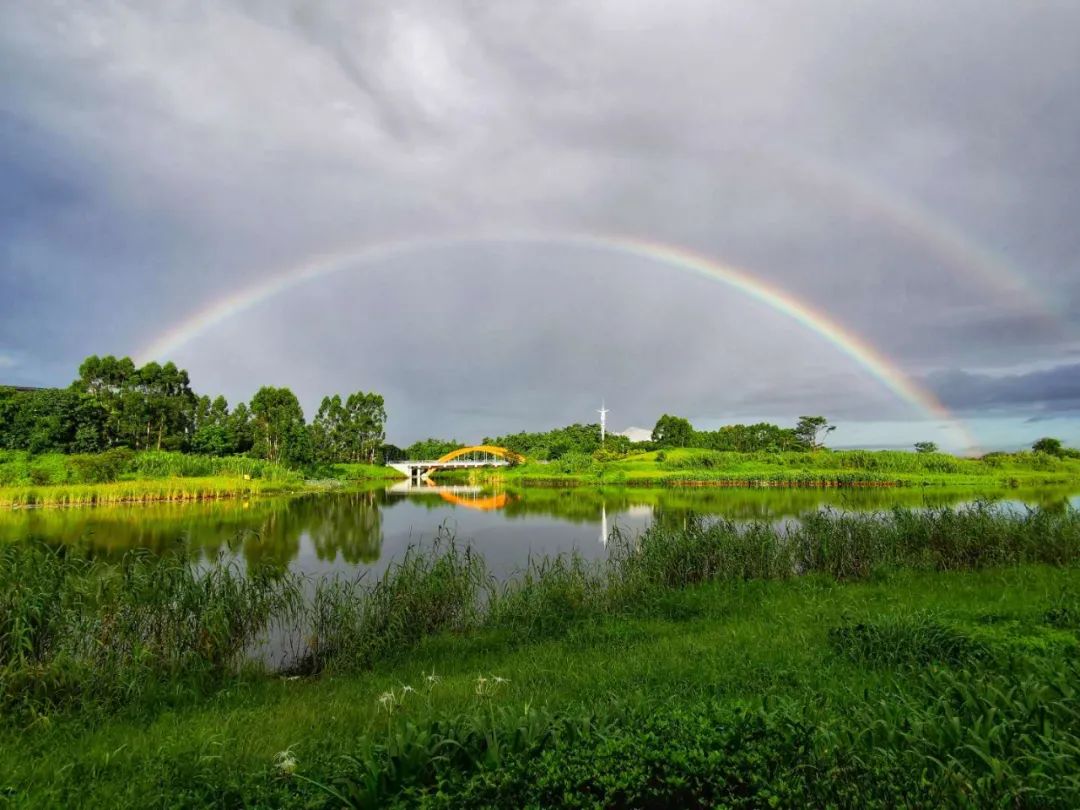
[597,400,609,444]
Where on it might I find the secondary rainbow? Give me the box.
[136,231,978,450]
[767,146,1056,322]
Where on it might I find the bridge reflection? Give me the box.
[387,480,514,512]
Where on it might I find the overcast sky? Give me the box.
[2,1,1078,451]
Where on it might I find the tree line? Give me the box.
[467,415,834,461]
[649,414,837,452]
[0,355,386,466]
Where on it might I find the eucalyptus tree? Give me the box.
[250,387,309,464]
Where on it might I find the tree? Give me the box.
[651,414,694,448]
[914,441,938,454]
[794,416,835,450]
[405,438,464,460]
[74,354,136,448]
[134,361,196,451]
[1032,437,1063,456]
[228,403,254,454]
[310,395,345,463]
[309,392,387,463]
[191,396,235,456]
[343,392,386,464]
[250,387,308,464]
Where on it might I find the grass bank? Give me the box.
[0,450,403,508]
[0,476,306,507]
[446,447,1080,489]
[2,506,1080,806]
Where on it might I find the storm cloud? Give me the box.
[1,1,1078,450]
[929,363,1080,414]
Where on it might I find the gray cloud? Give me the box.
[1,1,1079,448]
[929,363,1080,414]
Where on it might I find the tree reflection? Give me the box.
[307,490,384,563]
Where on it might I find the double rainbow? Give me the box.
[136,231,979,451]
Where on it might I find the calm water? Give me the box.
[3,482,1079,578]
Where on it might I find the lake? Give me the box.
[3,481,1078,579]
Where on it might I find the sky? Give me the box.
[1,0,1079,452]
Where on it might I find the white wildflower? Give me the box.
[275,749,298,776]
[377,690,396,713]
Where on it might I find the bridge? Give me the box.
[388,445,525,483]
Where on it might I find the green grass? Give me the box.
[0,451,403,507]
[324,462,405,481]
[0,450,304,487]
[456,447,1080,489]
[4,505,1080,806]
[3,566,1079,807]
[0,476,305,507]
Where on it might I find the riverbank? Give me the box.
[438,447,1080,489]
[2,506,1079,806]
[0,450,403,507]
[4,448,1078,509]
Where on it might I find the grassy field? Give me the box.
[323,462,405,482]
[2,506,1080,806]
[0,476,308,507]
[0,451,403,507]
[446,447,1080,489]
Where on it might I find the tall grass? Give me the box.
[3,504,1079,719]
[0,449,301,488]
[0,476,296,507]
[0,544,301,716]
[658,448,1079,475]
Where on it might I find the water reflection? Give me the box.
[1,483,1076,576]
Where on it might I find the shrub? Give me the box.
[828,613,986,668]
[69,448,135,483]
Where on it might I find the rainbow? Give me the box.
[770,148,1055,320]
[646,144,1058,326]
[136,232,979,450]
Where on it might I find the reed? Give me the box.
[3,504,1079,721]
[0,476,295,507]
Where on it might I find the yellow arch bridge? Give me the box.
[389,445,525,483]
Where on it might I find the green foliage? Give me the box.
[1,356,390,470]
[0,450,299,489]
[310,392,387,464]
[651,413,694,447]
[556,452,596,474]
[795,415,835,450]
[5,504,1078,722]
[914,441,938,453]
[68,448,136,483]
[331,702,820,809]
[250,386,310,465]
[0,544,301,717]
[314,660,1080,808]
[693,421,802,452]
[5,531,1080,807]
[1034,437,1065,456]
[1044,588,1080,629]
[403,438,464,460]
[484,423,631,461]
[828,613,987,667]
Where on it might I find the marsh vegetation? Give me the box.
[2,505,1080,806]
